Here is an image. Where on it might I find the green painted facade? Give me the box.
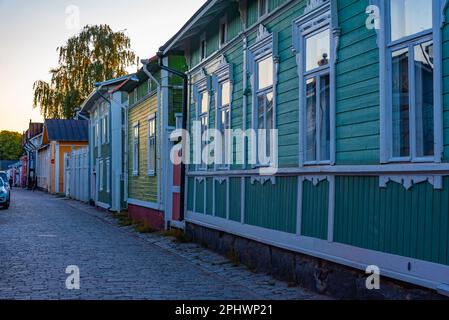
[128,93,159,203]
[163,0,449,289]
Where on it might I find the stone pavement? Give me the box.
[0,189,329,300]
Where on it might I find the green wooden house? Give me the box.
[159,0,449,296]
[123,56,186,230]
[81,75,135,211]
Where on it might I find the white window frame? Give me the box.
[213,57,234,170]
[248,25,279,168]
[148,114,157,176]
[132,122,139,176]
[376,0,444,164]
[219,16,228,48]
[99,159,104,192]
[194,74,211,171]
[293,1,336,167]
[258,0,269,19]
[106,158,110,193]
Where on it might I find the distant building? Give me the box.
[37,119,88,194]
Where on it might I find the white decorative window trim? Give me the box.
[247,24,279,168]
[292,0,336,167]
[301,175,330,186]
[195,176,206,184]
[379,175,443,190]
[373,0,444,164]
[132,121,139,176]
[250,176,276,186]
[213,55,233,171]
[147,114,156,176]
[213,177,228,184]
[193,71,211,171]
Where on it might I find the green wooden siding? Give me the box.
[195,179,205,214]
[336,0,380,165]
[244,177,297,233]
[187,177,195,211]
[215,179,227,219]
[128,95,158,203]
[301,180,329,240]
[334,176,449,266]
[206,178,214,215]
[229,177,241,222]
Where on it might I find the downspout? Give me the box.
[141,60,162,205]
[157,50,188,222]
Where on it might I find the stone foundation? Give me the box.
[186,222,445,300]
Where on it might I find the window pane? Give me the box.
[390,0,432,41]
[305,29,330,72]
[200,92,209,114]
[258,56,273,90]
[221,81,230,106]
[320,74,330,161]
[392,48,410,158]
[306,78,317,162]
[414,41,434,157]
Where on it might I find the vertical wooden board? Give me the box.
[214,180,227,219]
[206,178,214,215]
[187,177,195,211]
[229,177,242,222]
[301,180,329,240]
[335,176,449,266]
[244,176,297,234]
[195,180,205,214]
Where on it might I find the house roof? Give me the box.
[43,119,88,142]
[161,0,229,54]
[80,74,139,113]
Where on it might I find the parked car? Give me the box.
[0,177,11,209]
[0,171,10,190]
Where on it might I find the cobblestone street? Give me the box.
[0,189,327,300]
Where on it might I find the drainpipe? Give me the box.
[141,60,162,205]
[157,50,188,222]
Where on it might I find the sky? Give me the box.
[0,0,205,133]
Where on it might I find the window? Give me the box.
[258,0,268,19]
[99,159,104,191]
[103,113,109,144]
[199,90,209,169]
[386,0,435,161]
[219,18,228,48]
[218,81,231,168]
[134,89,138,104]
[132,123,139,176]
[303,28,331,164]
[148,115,156,175]
[255,55,274,165]
[106,158,110,193]
[200,34,207,61]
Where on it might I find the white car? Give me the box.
[0,171,10,190]
[0,177,11,209]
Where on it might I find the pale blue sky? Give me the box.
[0,0,204,132]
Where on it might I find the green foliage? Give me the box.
[33,25,136,119]
[0,131,22,160]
